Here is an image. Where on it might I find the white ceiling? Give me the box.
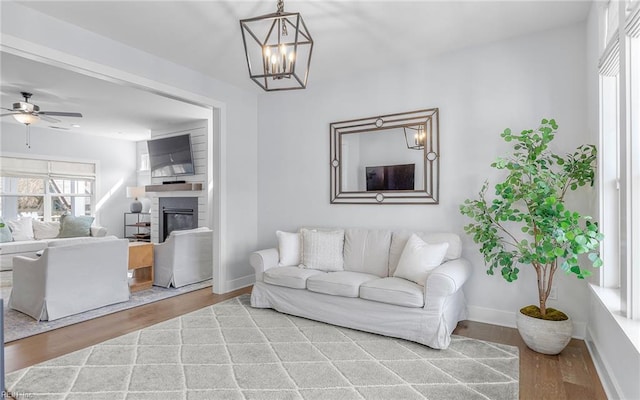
[0,52,210,141]
[1,1,592,140]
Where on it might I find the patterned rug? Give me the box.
[2,274,212,343]
[6,294,519,399]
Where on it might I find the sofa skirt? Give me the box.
[251,281,466,349]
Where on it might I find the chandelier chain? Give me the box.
[278,0,288,36]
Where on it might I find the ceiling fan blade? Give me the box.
[39,115,61,123]
[0,113,18,117]
[39,111,83,118]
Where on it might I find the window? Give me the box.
[598,0,640,319]
[0,157,96,222]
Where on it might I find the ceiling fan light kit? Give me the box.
[12,113,40,125]
[240,0,313,91]
[1,91,84,147]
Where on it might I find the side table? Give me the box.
[128,242,154,292]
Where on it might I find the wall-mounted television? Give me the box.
[366,163,415,191]
[147,134,195,178]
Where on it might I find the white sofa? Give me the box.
[153,227,213,288]
[250,228,472,349]
[8,236,130,321]
[0,224,107,271]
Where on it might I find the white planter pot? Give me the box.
[516,309,573,355]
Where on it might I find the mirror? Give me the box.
[330,108,439,204]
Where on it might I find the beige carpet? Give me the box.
[6,294,519,399]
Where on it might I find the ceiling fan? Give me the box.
[0,91,83,125]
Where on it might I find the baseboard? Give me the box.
[466,305,586,339]
[585,328,621,400]
[224,274,254,293]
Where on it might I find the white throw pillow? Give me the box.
[7,217,34,241]
[276,230,301,266]
[32,220,61,240]
[393,234,449,286]
[302,229,345,272]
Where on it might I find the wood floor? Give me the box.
[4,287,607,399]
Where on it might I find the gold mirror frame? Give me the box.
[330,108,439,204]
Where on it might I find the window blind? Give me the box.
[626,2,640,38]
[599,33,620,76]
[0,157,96,180]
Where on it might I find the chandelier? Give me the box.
[404,124,427,150]
[239,0,313,91]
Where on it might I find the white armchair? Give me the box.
[8,237,130,321]
[153,227,213,288]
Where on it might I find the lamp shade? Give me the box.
[126,186,145,199]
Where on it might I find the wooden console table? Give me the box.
[128,242,154,292]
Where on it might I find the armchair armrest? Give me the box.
[425,258,472,298]
[249,248,279,282]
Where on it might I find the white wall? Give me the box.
[0,122,136,237]
[257,23,593,335]
[1,2,259,292]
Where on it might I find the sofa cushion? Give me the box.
[7,217,34,241]
[276,230,301,266]
[389,231,461,276]
[343,228,391,277]
[307,271,379,298]
[32,220,60,240]
[0,217,12,243]
[58,215,94,238]
[360,277,425,308]
[264,266,325,289]
[393,234,449,286]
[301,229,345,272]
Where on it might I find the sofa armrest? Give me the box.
[424,258,472,298]
[91,226,108,237]
[249,248,279,282]
[10,255,48,320]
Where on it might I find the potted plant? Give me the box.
[460,118,603,355]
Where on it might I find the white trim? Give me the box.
[585,332,621,400]
[0,34,228,293]
[466,305,587,339]
[225,274,255,293]
[466,305,516,329]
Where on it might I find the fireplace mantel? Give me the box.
[145,183,203,192]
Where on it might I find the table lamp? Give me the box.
[126,186,145,213]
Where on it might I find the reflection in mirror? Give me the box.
[330,108,439,204]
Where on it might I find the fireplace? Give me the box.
[159,197,198,242]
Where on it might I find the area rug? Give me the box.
[2,277,212,343]
[6,294,519,399]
